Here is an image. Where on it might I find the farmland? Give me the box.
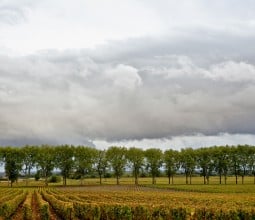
[1,177,255,220]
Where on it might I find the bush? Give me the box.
[49,175,61,183]
[35,172,40,181]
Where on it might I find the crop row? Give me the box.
[0,189,27,219]
[41,188,255,220]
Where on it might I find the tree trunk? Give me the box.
[203,175,206,184]
[219,174,222,184]
[206,175,209,184]
[45,176,48,186]
[152,176,156,184]
[135,177,138,185]
[185,174,188,184]
[235,175,238,184]
[99,174,102,185]
[117,176,120,185]
[168,176,171,184]
[172,175,174,185]
[224,175,227,184]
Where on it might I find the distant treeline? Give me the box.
[0,145,254,186]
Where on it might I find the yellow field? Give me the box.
[0,176,255,219]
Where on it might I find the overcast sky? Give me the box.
[0,0,255,150]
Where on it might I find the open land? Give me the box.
[0,176,255,220]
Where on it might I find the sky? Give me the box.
[0,0,255,150]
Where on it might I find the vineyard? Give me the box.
[1,184,255,220]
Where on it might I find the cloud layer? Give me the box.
[0,0,255,147]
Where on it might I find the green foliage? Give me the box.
[35,171,40,181]
[127,147,144,185]
[106,146,127,184]
[145,148,163,184]
[164,149,180,184]
[74,146,98,184]
[36,145,56,186]
[3,147,23,186]
[49,175,61,183]
[55,145,75,186]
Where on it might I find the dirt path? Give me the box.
[31,192,41,220]
[49,204,62,220]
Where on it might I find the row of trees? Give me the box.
[0,145,255,186]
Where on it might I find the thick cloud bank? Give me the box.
[0,0,255,147]
[0,46,255,145]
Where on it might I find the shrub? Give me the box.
[49,175,61,183]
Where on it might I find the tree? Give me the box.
[229,146,240,184]
[126,147,144,185]
[36,145,56,186]
[213,146,230,184]
[197,148,214,184]
[180,148,196,184]
[74,146,98,185]
[145,148,163,184]
[22,145,38,186]
[248,146,255,184]
[237,145,250,184]
[106,146,127,185]
[3,147,23,187]
[55,145,75,186]
[95,150,108,184]
[164,149,179,184]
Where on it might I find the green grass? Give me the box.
[1,176,255,194]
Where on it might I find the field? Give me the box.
[0,177,255,219]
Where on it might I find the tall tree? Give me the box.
[164,149,179,184]
[197,148,214,184]
[229,146,240,184]
[22,145,38,186]
[74,146,98,185]
[106,146,127,185]
[213,146,230,184]
[3,147,23,187]
[95,150,108,184]
[55,145,75,186]
[145,148,163,184]
[180,148,196,184]
[237,145,250,184]
[36,145,56,186]
[127,147,144,185]
[248,146,255,184]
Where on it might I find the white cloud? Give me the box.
[104,64,142,90]
[208,61,255,82]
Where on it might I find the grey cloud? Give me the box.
[0,0,35,25]
[1,26,255,145]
